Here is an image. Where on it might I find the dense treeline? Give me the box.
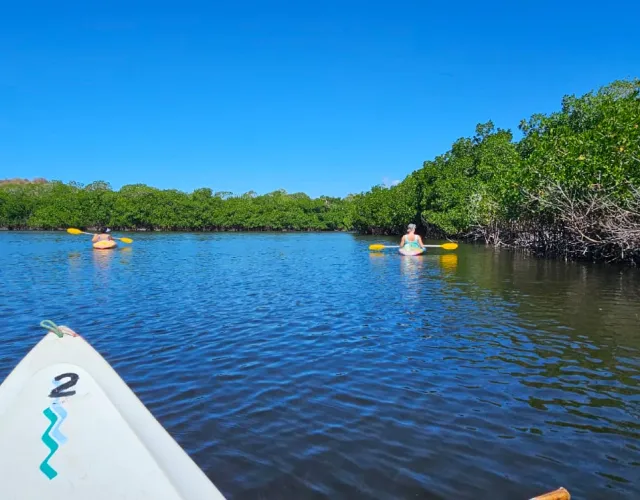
[351,78,640,264]
[1,79,638,263]
[0,182,353,231]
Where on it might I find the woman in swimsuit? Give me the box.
[400,223,426,251]
[91,227,114,244]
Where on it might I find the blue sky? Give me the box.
[2,0,638,198]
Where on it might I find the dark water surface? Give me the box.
[1,232,639,499]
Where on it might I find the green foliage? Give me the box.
[417,122,521,234]
[351,177,420,234]
[518,79,640,202]
[357,78,640,241]
[0,181,353,232]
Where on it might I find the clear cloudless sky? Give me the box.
[1,0,638,197]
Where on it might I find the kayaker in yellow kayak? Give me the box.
[400,223,426,251]
[91,227,114,244]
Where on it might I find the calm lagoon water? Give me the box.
[1,231,639,499]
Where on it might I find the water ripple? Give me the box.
[1,232,639,499]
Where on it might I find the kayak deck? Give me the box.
[0,322,225,500]
[93,240,117,250]
[398,247,425,256]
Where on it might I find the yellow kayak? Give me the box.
[92,240,117,250]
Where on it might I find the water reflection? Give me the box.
[399,254,425,277]
[439,253,458,273]
[67,252,83,266]
[399,255,425,315]
[119,246,133,265]
[92,248,115,270]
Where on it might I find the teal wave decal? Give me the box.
[51,402,68,445]
[40,407,59,480]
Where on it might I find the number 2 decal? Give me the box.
[48,373,79,398]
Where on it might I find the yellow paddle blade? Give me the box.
[119,237,133,244]
[66,228,84,235]
[369,244,386,251]
[441,242,458,250]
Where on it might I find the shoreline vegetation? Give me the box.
[2,79,639,265]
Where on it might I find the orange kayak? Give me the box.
[92,240,117,250]
[531,487,570,500]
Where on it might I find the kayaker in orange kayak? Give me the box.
[91,227,113,244]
